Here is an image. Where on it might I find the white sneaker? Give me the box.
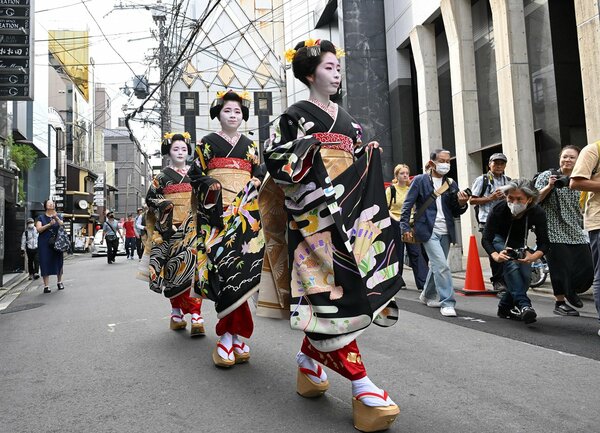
[419,292,442,308]
[440,307,457,317]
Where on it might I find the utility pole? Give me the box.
[152,1,170,168]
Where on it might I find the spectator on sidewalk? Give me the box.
[386,163,428,290]
[400,149,470,317]
[535,145,593,316]
[481,179,549,324]
[470,153,511,291]
[21,217,40,280]
[123,213,137,260]
[101,212,123,264]
[134,207,145,260]
[570,142,600,337]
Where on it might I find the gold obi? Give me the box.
[320,148,354,181]
[207,168,252,206]
[164,191,192,225]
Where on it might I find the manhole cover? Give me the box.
[1,303,44,314]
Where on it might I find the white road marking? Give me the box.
[459,316,487,323]
[106,318,148,332]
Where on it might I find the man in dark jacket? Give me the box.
[400,149,469,317]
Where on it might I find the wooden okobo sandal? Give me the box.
[296,366,329,398]
[212,342,235,368]
[352,391,400,432]
[233,342,250,364]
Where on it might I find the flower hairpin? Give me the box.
[163,132,191,140]
[284,39,345,63]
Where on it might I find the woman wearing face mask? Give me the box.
[188,90,264,368]
[481,179,550,324]
[146,133,204,337]
[534,146,593,316]
[264,39,401,432]
[386,164,429,290]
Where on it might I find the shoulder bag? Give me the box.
[404,179,452,244]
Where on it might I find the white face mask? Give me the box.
[507,202,528,216]
[435,162,451,175]
[27,223,34,228]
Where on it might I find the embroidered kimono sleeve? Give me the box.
[146,173,175,237]
[188,140,224,229]
[264,111,321,185]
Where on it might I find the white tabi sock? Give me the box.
[296,351,328,383]
[217,332,234,361]
[351,376,395,407]
[232,334,250,354]
[191,313,203,324]
[171,308,183,322]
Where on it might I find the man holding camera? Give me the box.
[470,153,511,291]
[401,149,470,317]
[481,179,549,324]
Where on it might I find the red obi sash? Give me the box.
[207,157,252,173]
[163,183,192,195]
[312,132,354,154]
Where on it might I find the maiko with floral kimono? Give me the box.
[146,133,204,337]
[188,90,264,368]
[263,39,403,432]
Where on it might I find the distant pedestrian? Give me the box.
[35,199,65,293]
[386,163,428,290]
[21,217,39,280]
[134,207,145,260]
[400,149,470,317]
[570,142,600,337]
[123,213,137,260]
[470,153,511,291]
[535,146,593,316]
[102,212,123,264]
[481,179,549,324]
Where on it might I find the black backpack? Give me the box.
[387,185,396,209]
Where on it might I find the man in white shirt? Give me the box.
[21,217,40,280]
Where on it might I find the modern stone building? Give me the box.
[104,128,151,220]
[384,0,596,247]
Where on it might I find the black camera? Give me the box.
[554,175,570,188]
[463,187,472,197]
[505,247,528,260]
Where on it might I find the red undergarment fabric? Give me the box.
[170,289,202,315]
[301,337,367,380]
[215,301,254,338]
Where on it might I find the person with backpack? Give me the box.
[101,212,123,264]
[535,146,593,316]
[470,153,511,292]
[386,164,428,290]
[400,149,470,317]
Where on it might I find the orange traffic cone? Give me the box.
[457,235,496,296]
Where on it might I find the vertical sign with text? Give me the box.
[0,0,34,101]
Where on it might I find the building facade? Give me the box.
[384,0,596,248]
[104,128,151,220]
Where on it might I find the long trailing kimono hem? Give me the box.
[216,285,260,319]
[307,299,399,352]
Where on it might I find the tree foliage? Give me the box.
[7,136,37,172]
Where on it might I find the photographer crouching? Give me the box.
[481,179,549,324]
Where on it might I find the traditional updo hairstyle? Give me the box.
[209,91,250,122]
[161,133,191,156]
[291,39,338,87]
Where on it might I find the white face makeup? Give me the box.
[308,51,341,97]
[219,100,243,132]
[169,141,189,167]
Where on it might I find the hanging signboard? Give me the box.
[0,0,34,101]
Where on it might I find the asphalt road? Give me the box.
[1,255,599,433]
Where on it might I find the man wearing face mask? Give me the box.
[21,217,40,280]
[481,179,549,324]
[400,149,470,317]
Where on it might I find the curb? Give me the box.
[0,273,29,304]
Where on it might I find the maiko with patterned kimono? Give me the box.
[188,90,265,368]
[263,39,402,432]
[146,133,204,337]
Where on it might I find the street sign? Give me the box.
[0,0,33,101]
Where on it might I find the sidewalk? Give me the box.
[0,254,77,308]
